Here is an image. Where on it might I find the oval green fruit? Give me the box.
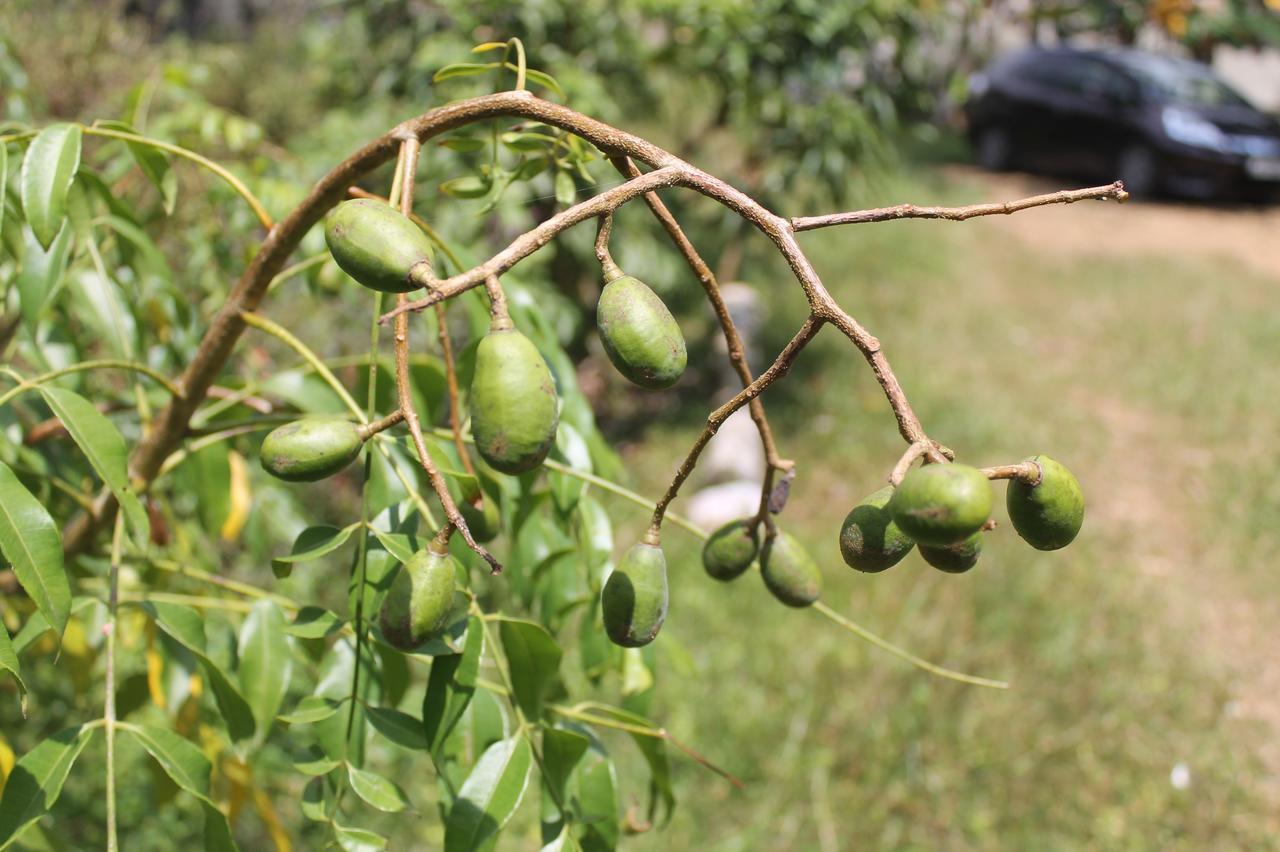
[379,547,457,650]
[470,328,559,475]
[1007,455,1084,550]
[324,198,433,293]
[889,463,993,547]
[702,519,759,581]
[760,532,822,608]
[839,485,915,573]
[259,417,363,482]
[596,274,687,389]
[919,531,983,574]
[601,542,669,647]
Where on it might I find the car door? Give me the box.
[1051,60,1142,178]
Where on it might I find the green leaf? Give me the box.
[16,221,71,330]
[124,723,212,803]
[333,823,387,851]
[570,749,619,850]
[346,764,411,813]
[520,68,565,98]
[278,695,342,725]
[438,176,491,199]
[284,606,344,639]
[497,618,562,720]
[0,622,25,707]
[444,734,533,852]
[438,137,487,153]
[294,756,341,777]
[540,726,589,806]
[365,527,419,565]
[554,170,576,208]
[36,387,149,549]
[0,725,93,849]
[96,121,177,214]
[143,602,256,742]
[540,824,584,852]
[202,801,239,852]
[423,615,484,753]
[366,706,428,751]
[10,598,98,655]
[273,524,357,567]
[582,705,674,824]
[501,132,556,153]
[237,600,292,741]
[301,778,329,822]
[433,62,501,83]
[0,462,69,642]
[20,123,82,250]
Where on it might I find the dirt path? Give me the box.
[966,166,1280,804]
[947,165,1280,280]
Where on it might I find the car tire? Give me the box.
[974,126,1014,171]
[1116,145,1160,198]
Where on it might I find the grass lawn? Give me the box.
[590,168,1280,849]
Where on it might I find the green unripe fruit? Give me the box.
[379,546,457,650]
[470,327,559,475]
[601,542,669,647]
[259,417,363,482]
[459,493,501,544]
[1007,455,1084,550]
[701,519,759,581]
[839,486,915,573]
[760,532,822,608]
[889,464,993,546]
[919,531,983,574]
[596,273,687,389]
[324,198,433,293]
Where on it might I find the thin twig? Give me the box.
[649,316,822,537]
[790,181,1128,231]
[889,441,930,487]
[980,461,1041,485]
[391,138,499,572]
[104,515,125,852]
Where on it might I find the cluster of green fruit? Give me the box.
[257,198,1084,652]
[257,198,690,650]
[693,458,1082,618]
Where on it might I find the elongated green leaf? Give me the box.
[0,622,24,705]
[438,137,487,153]
[143,602,255,742]
[0,462,69,641]
[124,723,212,802]
[284,606,344,639]
[202,801,239,852]
[438,176,491,199]
[366,706,427,751]
[95,121,177,214]
[36,387,149,549]
[346,764,411,813]
[11,598,99,655]
[571,749,619,850]
[423,616,484,753]
[238,600,292,741]
[540,824,584,852]
[433,62,501,83]
[365,528,419,565]
[295,756,341,777]
[16,222,71,330]
[301,778,329,822]
[333,823,387,851]
[0,725,93,848]
[278,695,343,725]
[444,734,533,852]
[582,705,673,823]
[20,123,81,250]
[541,726,589,806]
[498,618,562,720]
[273,524,357,567]
[520,68,565,98]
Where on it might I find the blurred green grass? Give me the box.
[594,170,1280,849]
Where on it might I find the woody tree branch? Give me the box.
[61,90,1121,555]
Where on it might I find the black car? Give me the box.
[965,46,1280,198]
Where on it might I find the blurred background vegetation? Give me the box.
[2,0,1279,848]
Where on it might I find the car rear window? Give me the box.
[1112,54,1249,107]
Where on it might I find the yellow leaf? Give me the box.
[220,450,252,542]
[146,621,165,709]
[0,733,14,797]
[253,785,294,852]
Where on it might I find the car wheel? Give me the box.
[974,126,1013,171]
[1116,145,1159,197]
